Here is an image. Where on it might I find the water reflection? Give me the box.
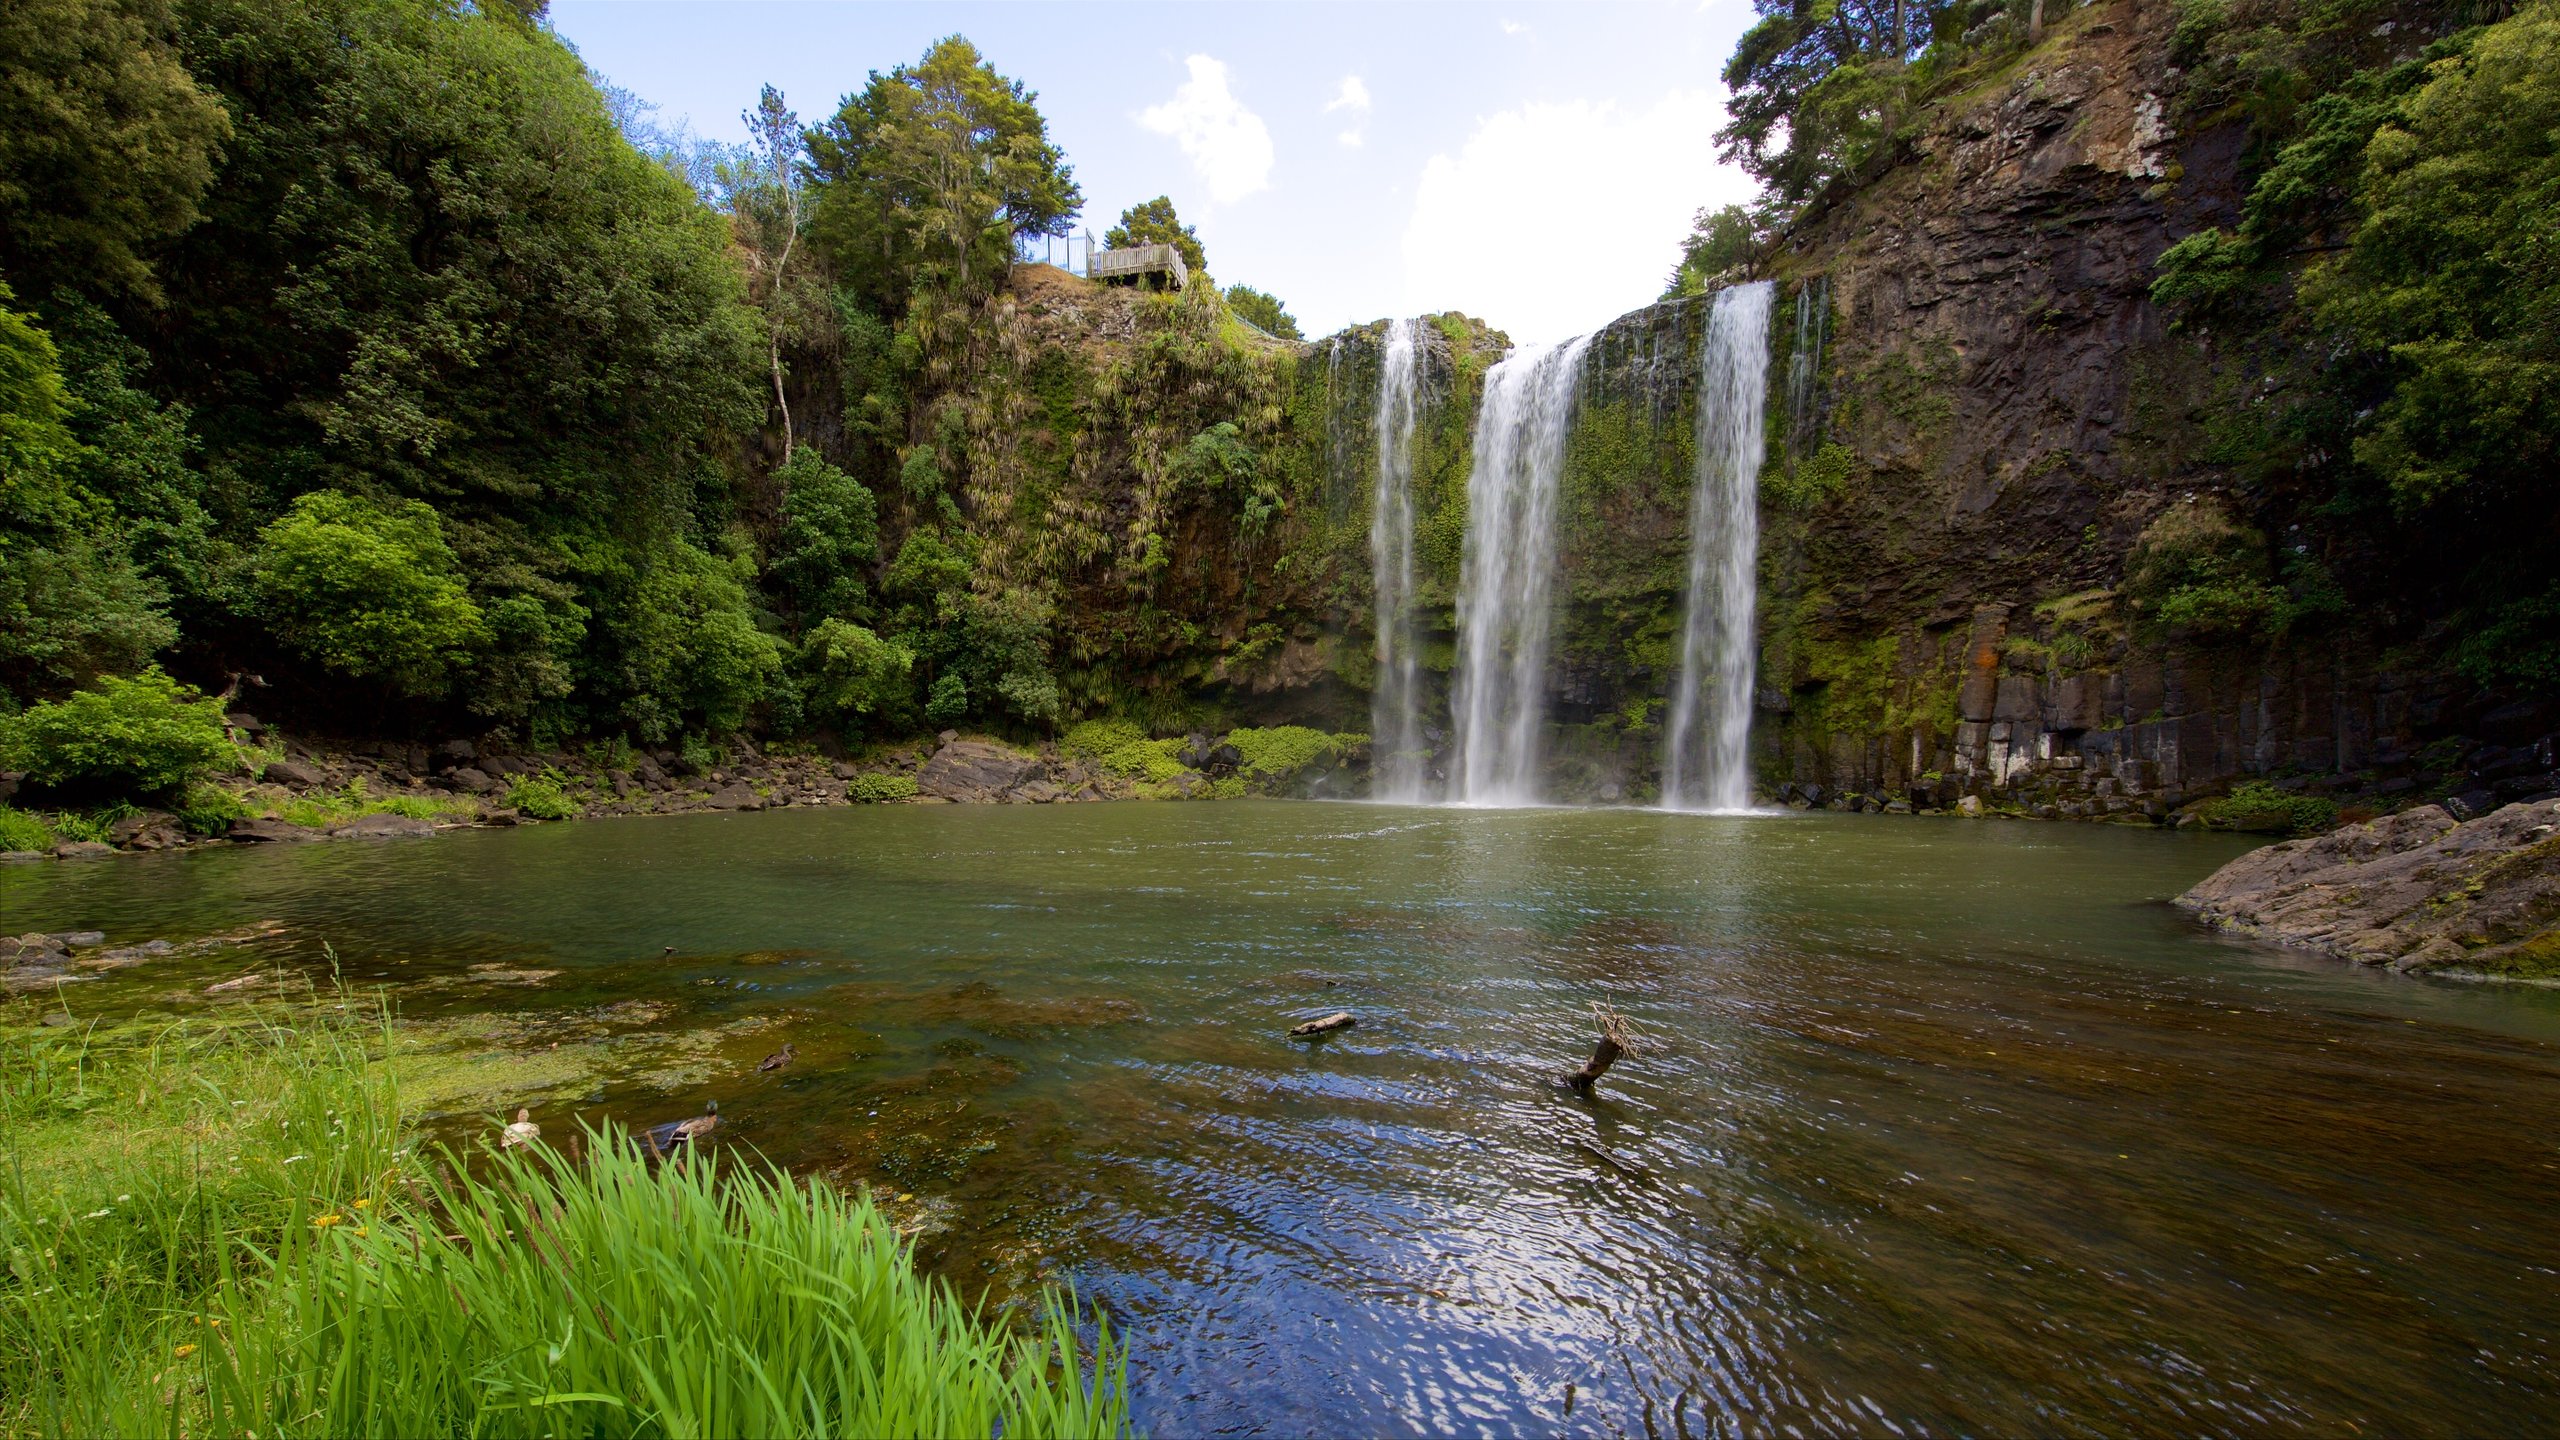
[6,803,2558,1436]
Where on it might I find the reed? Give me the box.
[0,997,1130,1439]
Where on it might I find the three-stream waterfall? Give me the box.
[1661,281,1776,812]
[1368,319,1428,803]
[1447,335,1594,805]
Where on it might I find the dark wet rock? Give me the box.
[704,781,764,811]
[2445,789,2501,821]
[443,767,498,795]
[229,816,323,843]
[631,755,669,787]
[0,772,17,803]
[108,811,183,850]
[226,712,266,734]
[0,850,43,865]
[328,812,437,839]
[482,808,524,826]
[58,931,103,948]
[52,841,115,859]
[2,934,69,963]
[918,740,1038,802]
[1013,780,1061,804]
[436,739,478,767]
[263,758,324,787]
[2178,799,2560,977]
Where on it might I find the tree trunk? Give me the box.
[1566,1035,1623,1093]
[2030,0,2046,42]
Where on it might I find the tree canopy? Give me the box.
[806,35,1082,309]
[1106,196,1206,273]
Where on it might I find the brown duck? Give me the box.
[642,1100,718,1157]
[757,1042,796,1073]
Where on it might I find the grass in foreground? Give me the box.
[0,996,1129,1438]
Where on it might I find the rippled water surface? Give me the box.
[8,803,2559,1436]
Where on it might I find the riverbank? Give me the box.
[0,990,1127,1438]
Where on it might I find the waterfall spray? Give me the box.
[1447,334,1595,806]
[1662,282,1775,813]
[1369,319,1427,802]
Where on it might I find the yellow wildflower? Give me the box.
[173,1344,198,1359]
[312,1214,342,1228]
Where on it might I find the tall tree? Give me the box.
[0,0,230,303]
[730,84,820,460]
[1106,196,1206,274]
[1718,0,1948,207]
[804,35,1081,310]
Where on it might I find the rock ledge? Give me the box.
[2176,799,2560,979]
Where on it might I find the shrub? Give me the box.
[799,618,914,727]
[1062,718,1144,758]
[926,672,969,727]
[1099,736,1187,783]
[2198,780,2339,835]
[504,770,579,820]
[173,782,249,836]
[2122,499,2281,640]
[250,491,489,697]
[0,803,51,850]
[848,772,919,803]
[1226,726,1360,783]
[0,666,229,798]
[771,451,881,621]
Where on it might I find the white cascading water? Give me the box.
[1368,319,1427,803]
[1447,334,1595,805]
[1661,281,1775,812]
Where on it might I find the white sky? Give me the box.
[553,1,1763,345]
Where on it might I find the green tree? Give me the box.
[1719,0,1952,206]
[251,491,489,697]
[591,541,782,739]
[1662,205,1766,297]
[770,450,881,624]
[0,0,230,302]
[796,617,913,727]
[1222,284,1301,339]
[728,84,826,460]
[2299,7,2559,513]
[805,35,1082,308]
[1107,196,1206,273]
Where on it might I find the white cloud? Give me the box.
[1139,55,1274,205]
[1327,75,1371,148]
[1400,90,1757,344]
[1500,19,1529,34]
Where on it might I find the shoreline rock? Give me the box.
[2176,799,2560,980]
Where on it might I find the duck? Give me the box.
[500,1107,540,1149]
[642,1100,718,1157]
[756,1042,796,1073]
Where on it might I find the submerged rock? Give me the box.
[2177,799,2560,979]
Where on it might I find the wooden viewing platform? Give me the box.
[1089,242,1190,290]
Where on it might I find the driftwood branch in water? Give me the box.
[1566,1002,1641,1094]
[1289,1011,1356,1039]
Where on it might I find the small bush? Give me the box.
[174,783,249,836]
[0,666,230,799]
[2198,780,2339,835]
[504,770,578,820]
[250,490,489,697]
[0,804,52,850]
[2123,500,2281,641]
[1225,726,1357,782]
[848,772,919,803]
[1100,736,1188,783]
[1062,718,1145,759]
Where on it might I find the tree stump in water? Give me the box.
[1565,1002,1639,1094]
[1289,1011,1356,1038]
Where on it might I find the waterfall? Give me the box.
[1369,319,1427,803]
[1661,281,1775,813]
[1447,333,1595,806]
[1785,277,1828,459]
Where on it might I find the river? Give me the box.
[6,802,2556,1435]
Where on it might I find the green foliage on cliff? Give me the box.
[2196,779,2339,834]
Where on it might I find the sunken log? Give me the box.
[1289,1011,1356,1038]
